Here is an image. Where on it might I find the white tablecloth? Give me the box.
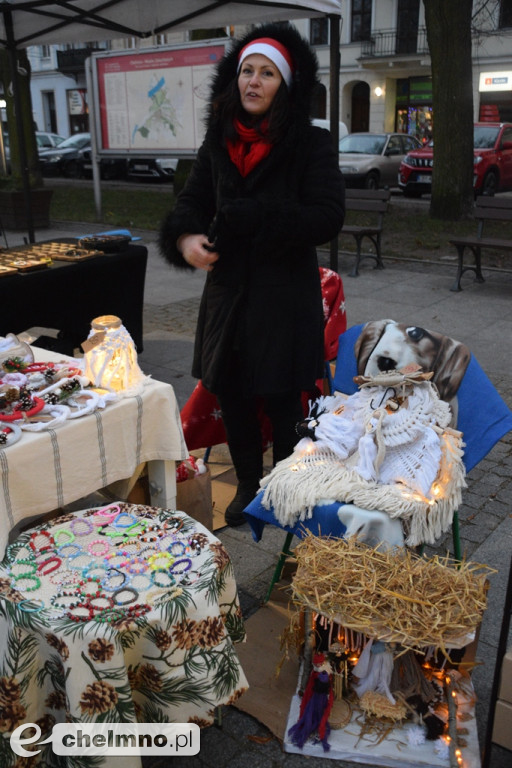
[0,348,188,559]
[0,504,248,767]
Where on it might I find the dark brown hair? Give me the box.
[212,77,292,144]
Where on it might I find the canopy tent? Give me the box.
[0,1,342,259]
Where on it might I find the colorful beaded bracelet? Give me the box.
[54,529,75,546]
[112,586,138,606]
[29,530,54,554]
[92,504,120,525]
[147,552,174,571]
[9,558,37,577]
[170,557,192,575]
[129,573,152,592]
[87,539,109,557]
[70,517,94,536]
[77,576,103,599]
[124,556,148,575]
[102,566,128,588]
[13,573,41,592]
[57,542,82,559]
[112,512,138,529]
[150,569,176,588]
[93,608,125,624]
[37,556,62,575]
[18,599,45,613]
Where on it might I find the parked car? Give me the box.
[40,132,126,180]
[398,122,512,197]
[337,132,422,189]
[312,118,349,140]
[36,131,66,152]
[2,130,65,171]
[126,156,178,181]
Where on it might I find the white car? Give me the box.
[312,118,349,140]
[36,131,66,152]
[338,132,422,190]
[126,157,178,181]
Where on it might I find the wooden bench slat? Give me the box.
[341,189,391,276]
[449,236,512,250]
[449,196,512,292]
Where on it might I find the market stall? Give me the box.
[0,237,147,352]
[0,331,188,560]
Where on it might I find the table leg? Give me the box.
[147,459,177,509]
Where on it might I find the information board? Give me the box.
[91,43,226,155]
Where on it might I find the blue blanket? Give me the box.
[244,324,512,543]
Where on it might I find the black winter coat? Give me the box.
[159,24,345,396]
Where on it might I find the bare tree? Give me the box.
[423,0,474,219]
[0,47,42,189]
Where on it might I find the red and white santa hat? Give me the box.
[237,37,294,87]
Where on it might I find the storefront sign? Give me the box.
[67,89,87,115]
[479,72,512,92]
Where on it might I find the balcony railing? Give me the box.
[56,48,101,74]
[360,27,429,58]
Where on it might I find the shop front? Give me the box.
[395,76,433,143]
[479,71,512,123]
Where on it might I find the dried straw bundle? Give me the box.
[291,535,493,653]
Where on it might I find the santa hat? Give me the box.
[237,37,294,87]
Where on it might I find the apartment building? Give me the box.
[25,1,512,143]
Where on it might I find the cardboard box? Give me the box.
[498,648,512,704]
[492,699,512,750]
[176,467,213,531]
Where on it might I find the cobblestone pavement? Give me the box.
[5,221,511,767]
[138,250,512,768]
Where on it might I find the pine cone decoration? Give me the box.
[88,638,115,663]
[79,681,119,715]
[45,690,67,710]
[0,676,22,707]
[45,634,70,661]
[138,664,163,692]
[154,628,173,651]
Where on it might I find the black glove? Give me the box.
[220,198,262,237]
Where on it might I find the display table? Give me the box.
[0,504,248,767]
[0,347,188,561]
[0,241,147,351]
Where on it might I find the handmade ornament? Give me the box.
[261,368,466,546]
[83,315,147,395]
[352,638,396,704]
[288,652,334,752]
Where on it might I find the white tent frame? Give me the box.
[0,1,342,268]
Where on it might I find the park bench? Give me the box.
[340,188,391,277]
[449,195,512,291]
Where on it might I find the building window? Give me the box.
[351,0,372,42]
[189,28,229,41]
[500,0,512,28]
[310,18,329,46]
[41,45,51,60]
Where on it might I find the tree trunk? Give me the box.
[423,0,474,220]
[0,47,43,189]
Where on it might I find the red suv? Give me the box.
[398,122,512,197]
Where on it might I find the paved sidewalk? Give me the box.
[4,220,512,767]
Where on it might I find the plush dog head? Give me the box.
[355,319,471,403]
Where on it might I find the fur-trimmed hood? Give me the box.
[206,22,320,132]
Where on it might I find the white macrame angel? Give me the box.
[352,637,396,704]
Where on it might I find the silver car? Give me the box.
[338,132,422,189]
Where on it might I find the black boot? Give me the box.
[224,447,263,527]
[225,483,260,527]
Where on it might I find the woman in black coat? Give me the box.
[159,22,345,525]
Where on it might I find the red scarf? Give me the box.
[227,119,272,177]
